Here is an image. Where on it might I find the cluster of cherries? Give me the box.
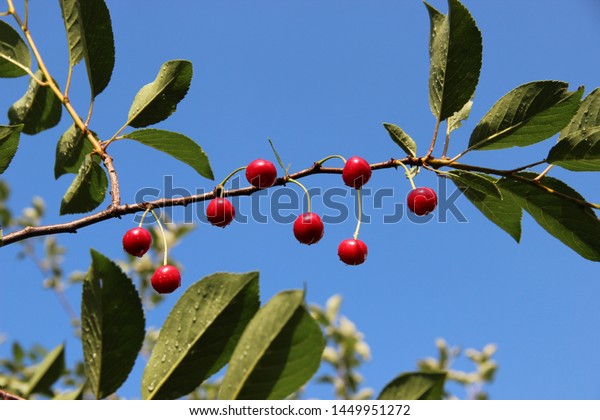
[122,156,438,294]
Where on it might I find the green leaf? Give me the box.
[8,70,62,135]
[425,0,482,121]
[0,21,31,78]
[447,170,501,198]
[268,138,286,171]
[60,154,107,215]
[451,173,522,242]
[498,173,600,261]
[378,372,446,400]
[560,87,600,140]
[142,272,260,400]
[123,129,214,180]
[469,81,584,150]
[59,0,115,97]
[383,123,417,157]
[0,124,23,174]
[219,290,324,400]
[54,124,94,179]
[53,384,85,400]
[22,343,65,398]
[447,100,473,133]
[82,249,145,399]
[126,60,193,128]
[547,126,600,171]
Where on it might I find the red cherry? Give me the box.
[338,238,368,265]
[246,159,278,189]
[407,187,438,216]
[206,197,235,227]
[151,265,181,294]
[293,212,324,245]
[122,227,152,257]
[342,156,372,189]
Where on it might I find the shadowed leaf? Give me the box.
[0,21,31,78]
[59,154,107,215]
[82,250,145,399]
[54,124,95,179]
[0,124,23,174]
[8,70,62,134]
[378,372,446,400]
[59,0,115,97]
[498,173,600,261]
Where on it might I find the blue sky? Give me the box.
[2,0,600,399]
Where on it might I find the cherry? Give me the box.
[246,159,278,189]
[338,238,368,265]
[407,187,438,216]
[151,265,181,294]
[122,227,152,257]
[342,156,372,189]
[206,197,235,227]
[293,212,324,245]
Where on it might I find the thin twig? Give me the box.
[0,387,25,400]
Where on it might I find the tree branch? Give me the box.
[2,156,598,247]
[1,159,401,247]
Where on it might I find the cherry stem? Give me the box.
[217,166,247,197]
[395,160,417,190]
[534,164,554,181]
[353,189,363,240]
[137,206,151,228]
[150,209,168,266]
[287,178,311,213]
[316,155,347,166]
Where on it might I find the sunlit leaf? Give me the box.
[219,290,324,400]
[425,0,482,121]
[123,129,214,180]
[447,100,473,133]
[547,126,600,171]
[383,123,417,157]
[469,82,583,150]
[560,87,600,140]
[127,60,192,128]
[142,272,259,400]
[22,344,65,398]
